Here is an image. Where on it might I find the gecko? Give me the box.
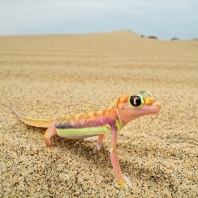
[12,91,161,188]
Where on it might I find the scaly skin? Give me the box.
[12,91,161,188]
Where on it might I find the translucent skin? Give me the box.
[12,91,161,188]
[55,109,118,135]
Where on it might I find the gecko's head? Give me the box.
[116,91,161,125]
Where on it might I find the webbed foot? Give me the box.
[114,174,132,188]
[46,145,59,152]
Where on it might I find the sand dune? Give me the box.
[0,31,198,197]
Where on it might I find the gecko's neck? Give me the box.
[110,103,139,126]
[115,108,124,126]
[106,105,125,131]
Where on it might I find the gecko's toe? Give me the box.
[93,143,101,154]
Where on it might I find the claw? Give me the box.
[114,174,132,188]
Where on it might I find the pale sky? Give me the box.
[0,0,198,40]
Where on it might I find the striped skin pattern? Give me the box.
[54,94,130,139]
[12,91,161,188]
[55,109,117,130]
[55,108,122,139]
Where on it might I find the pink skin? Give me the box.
[93,134,105,154]
[110,126,132,187]
[44,122,57,148]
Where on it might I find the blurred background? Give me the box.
[0,0,198,40]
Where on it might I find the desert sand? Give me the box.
[0,31,197,197]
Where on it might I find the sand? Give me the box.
[0,31,197,197]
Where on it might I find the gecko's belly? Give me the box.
[56,124,111,139]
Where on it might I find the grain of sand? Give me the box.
[0,31,198,197]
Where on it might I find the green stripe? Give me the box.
[56,124,111,139]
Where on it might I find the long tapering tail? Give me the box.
[11,107,54,128]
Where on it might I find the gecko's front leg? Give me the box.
[110,127,132,188]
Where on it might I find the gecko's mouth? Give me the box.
[152,103,161,112]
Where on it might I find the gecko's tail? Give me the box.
[11,107,54,128]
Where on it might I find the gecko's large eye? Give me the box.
[130,96,142,107]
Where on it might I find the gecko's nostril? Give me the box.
[156,103,161,108]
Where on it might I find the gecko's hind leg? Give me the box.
[44,122,59,149]
[93,135,105,154]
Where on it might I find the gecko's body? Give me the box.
[55,109,118,139]
[12,91,161,188]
